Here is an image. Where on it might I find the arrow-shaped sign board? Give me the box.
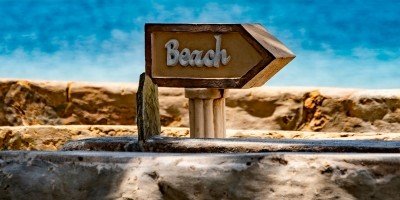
[145,24,295,88]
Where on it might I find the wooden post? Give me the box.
[137,73,161,142]
[213,98,225,138]
[185,88,228,138]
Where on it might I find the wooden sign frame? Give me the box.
[145,23,295,88]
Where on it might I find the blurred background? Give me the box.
[0,0,399,88]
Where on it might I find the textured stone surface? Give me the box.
[61,136,400,153]
[0,125,136,151]
[0,79,399,132]
[0,79,136,126]
[0,125,399,151]
[225,87,400,132]
[137,73,161,141]
[0,80,68,126]
[1,151,400,199]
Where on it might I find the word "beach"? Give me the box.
[165,35,231,68]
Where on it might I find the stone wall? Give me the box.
[0,79,399,132]
[2,151,400,199]
[0,80,136,126]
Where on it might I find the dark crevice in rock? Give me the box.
[270,157,288,165]
[158,181,191,200]
[65,82,72,103]
[147,171,159,180]
[321,166,334,174]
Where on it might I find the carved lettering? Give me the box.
[165,35,231,68]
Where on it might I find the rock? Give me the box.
[61,136,400,153]
[224,87,400,132]
[0,125,137,151]
[0,79,399,133]
[137,73,161,141]
[158,88,187,127]
[0,79,136,126]
[1,151,400,199]
[0,125,399,151]
[61,136,140,152]
[66,81,136,125]
[2,80,68,126]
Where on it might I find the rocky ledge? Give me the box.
[1,125,399,151]
[1,151,400,199]
[61,136,400,153]
[0,79,398,132]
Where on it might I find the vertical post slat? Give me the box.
[203,99,214,138]
[189,99,195,138]
[185,88,228,139]
[213,98,223,138]
[194,99,204,138]
[221,98,226,138]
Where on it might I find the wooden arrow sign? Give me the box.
[145,23,295,88]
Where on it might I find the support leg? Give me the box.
[185,88,228,138]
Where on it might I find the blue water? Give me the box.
[0,0,399,88]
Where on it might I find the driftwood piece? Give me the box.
[136,73,161,142]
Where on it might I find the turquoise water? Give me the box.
[0,0,399,88]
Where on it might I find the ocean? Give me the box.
[0,0,399,88]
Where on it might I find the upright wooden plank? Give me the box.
[213,98,224,138]
[203,99,214,138]
[194,99,204,138]
[136,73,161,142]
[189,99,195,138]
[221,98,226,138]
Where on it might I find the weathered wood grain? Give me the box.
[136,73,161,142]
[145,23,295,88]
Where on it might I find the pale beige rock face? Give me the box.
[1,151,400,199]
[0,79,399,133]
